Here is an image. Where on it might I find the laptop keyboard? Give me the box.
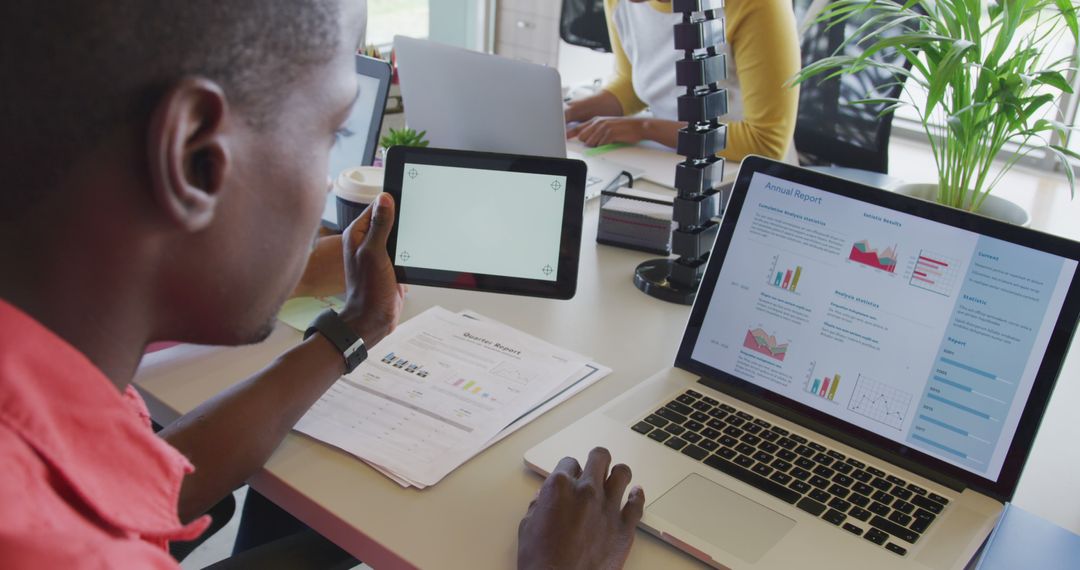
[631,389,951,557]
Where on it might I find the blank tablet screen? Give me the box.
[396,164,566,281]
[384,147,585,299]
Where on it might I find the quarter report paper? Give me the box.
[296,306,594,487]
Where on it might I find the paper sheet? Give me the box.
[364,361,611,489]
[295,306,594,487]
[278,296,346,332]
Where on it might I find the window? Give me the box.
[367,0,430,48]
[890,4,1080,174]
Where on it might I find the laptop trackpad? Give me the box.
[647,474,796,564]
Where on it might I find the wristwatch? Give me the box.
[304,309,367,374]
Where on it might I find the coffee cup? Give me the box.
[333,166,384,230]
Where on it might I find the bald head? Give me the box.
[0,0,341,215]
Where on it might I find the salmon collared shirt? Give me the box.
[0,299,209,568]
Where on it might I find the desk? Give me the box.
[134,146,1080,569]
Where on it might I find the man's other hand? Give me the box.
[339,193,405,347]
[518,448,645,570]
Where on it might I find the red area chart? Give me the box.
[742,328,789,362]
[849,240,898,273]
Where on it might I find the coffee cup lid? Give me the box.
[334,167,384,203]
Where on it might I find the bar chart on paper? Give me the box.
[766,254,804,293]
[381,352,430,378]
[805,361,841,402]
[908,249,961,297]
[847,374,912,431]
[447,377,496,401]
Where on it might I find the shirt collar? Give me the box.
[0,299,207,540]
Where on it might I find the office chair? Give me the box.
[560,0,612,52]
[794,0,913,176]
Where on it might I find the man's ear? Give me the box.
[146,77,231,232]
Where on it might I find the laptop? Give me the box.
[526,156,1080,569]
[393,35,642,200]
[322,54,392,231]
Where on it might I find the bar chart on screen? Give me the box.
[765,253,805,293]
[908,249,961,297]
[804,361,842,403]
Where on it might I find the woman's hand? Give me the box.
[567,117,648,147]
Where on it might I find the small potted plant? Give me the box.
[793,0,1080,224]
[375,127,429,167]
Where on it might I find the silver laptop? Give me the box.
[322,54,392,231]
[394,35,640,199]
[526,156,1080,569]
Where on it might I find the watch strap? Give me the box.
[303,309,367,374]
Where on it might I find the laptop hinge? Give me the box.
[696,376,969,494]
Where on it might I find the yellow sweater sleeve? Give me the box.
[720,0,801,162]
[602,0,647,116]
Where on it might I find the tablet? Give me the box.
[322,54,392,230]
[384,146,586,299]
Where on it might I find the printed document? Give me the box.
[295,306,595,487]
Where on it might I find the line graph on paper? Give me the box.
[847,374,912,431]
[489,361,537,389]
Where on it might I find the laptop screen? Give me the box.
[686,166,1078,484]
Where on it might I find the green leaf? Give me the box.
[925,39,976,117]
[1049,144,1078,199]
[1034,70,1074,93]
[1021,93,1056,122]
[1053,0,1080,41]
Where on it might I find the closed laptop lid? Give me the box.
[676,156,1080,501]
[393,35,567,159]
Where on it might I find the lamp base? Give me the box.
[633,259,699,305]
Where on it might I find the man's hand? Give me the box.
[567,117,646,147]
[518,448,645,570]
[338,193,405,347]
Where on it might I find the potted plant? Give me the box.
[380,127,429,150]
[375,127,429,166]
[793,0,1079,223]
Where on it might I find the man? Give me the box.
[0,1,644,568]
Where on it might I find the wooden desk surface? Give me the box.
[135,150,1080,569]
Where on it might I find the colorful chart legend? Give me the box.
[908,249,960,297]
[742,328,789,361]
[805,362,841,401]
[767,254,804,292]
[849,240,899,273]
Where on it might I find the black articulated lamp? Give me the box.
[634,0,727,305]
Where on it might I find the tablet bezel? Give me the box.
[383,146,587,300]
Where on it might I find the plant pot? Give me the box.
[893,183,1030,227]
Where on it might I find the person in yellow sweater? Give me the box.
[565,0,800,163]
